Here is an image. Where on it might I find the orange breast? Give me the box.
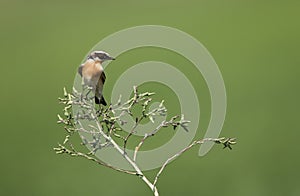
[82,59,104,86]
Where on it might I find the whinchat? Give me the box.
[78,51,115,106]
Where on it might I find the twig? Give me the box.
[133,120,166,161]
[133,115,186,161]
[54,143,136,175]
[153,137,236,188]
[82,113,159,195]
[56,87,236,196]
[123,116,144,153]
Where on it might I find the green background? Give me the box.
[1,0,299,195]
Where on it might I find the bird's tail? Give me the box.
[95,96,107,106]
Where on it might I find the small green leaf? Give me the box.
[64,111,69,116]
[63,87,68,97]
[57,114,63,121]
[149,115,154,123]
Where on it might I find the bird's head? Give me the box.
[88,51,115,62]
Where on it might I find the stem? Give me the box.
[90,113,159,195]
[153,138,218,187]
[123,116,144,152]
[56,143,136,175]
[133,120,166,161]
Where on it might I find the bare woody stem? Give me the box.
[56,87,236,196]
[123,116,144,153]
[89,113,159,196]
[133,120,166,162]
[152,137,236,188]
[54,143,136,175]
[133,115,184,162]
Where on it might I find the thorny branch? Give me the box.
[55,86,236,196]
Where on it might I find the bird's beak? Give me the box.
[109,56,116,60]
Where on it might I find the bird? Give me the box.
[78,51,115,106]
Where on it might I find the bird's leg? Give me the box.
[85,87,91,97]
[80,78,90,102]
[81,83,93,102]
[80,83,85,102]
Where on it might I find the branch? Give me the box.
[53,143,136,175]
[123,116,144,153]
[56,87,236,196]
[81,109,160,195]
[133,115,190,162]
[133,120,168,162]
[152,137,236,188]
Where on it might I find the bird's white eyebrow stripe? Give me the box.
[94,51,109,55]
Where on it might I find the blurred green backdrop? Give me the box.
[1,0,299,195]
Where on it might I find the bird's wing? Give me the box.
[100,71,106,84]
[95,71,106,96]
[95,71,107,105]
[78,63,84,76]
